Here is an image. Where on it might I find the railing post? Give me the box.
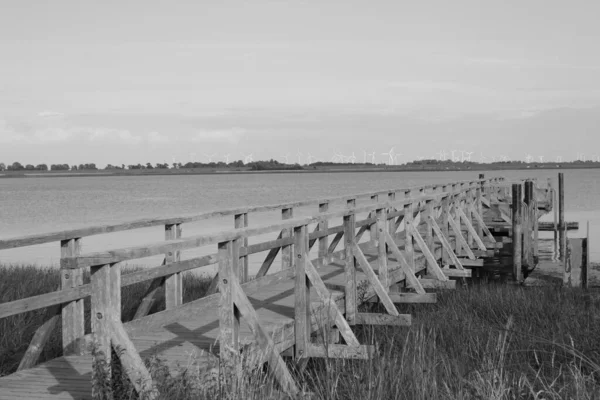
[376,207,389,289]
[218,239,240,381]
[343,211,357,325]
[294,224,310,359]
[165,223,182,309]
[61,237,84,355]
[425,199,434,252]
[90,263,113,398]
[476,178,484,240]
[451,184,462,256]
[370,194,379,244]
[558,172,565,261]
[318,202,329,267]
[441,187,450,266]
[404,200,415,271]
[388,191,396,235]
[234,213,249,282]
[282,208,294,271]
[512,184,523,282]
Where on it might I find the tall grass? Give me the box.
[2,265,600,399]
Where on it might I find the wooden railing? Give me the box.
[0,176,507,398]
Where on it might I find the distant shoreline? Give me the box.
[1,163,599,178]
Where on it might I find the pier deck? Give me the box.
[0,175,555,399]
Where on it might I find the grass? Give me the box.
[2,264,600,399]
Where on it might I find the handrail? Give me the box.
[0,177,503,251]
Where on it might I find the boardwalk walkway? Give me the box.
[0,176,551,399]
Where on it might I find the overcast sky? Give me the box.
[1,1,600,167]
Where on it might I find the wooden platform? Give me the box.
[0,245,417,399]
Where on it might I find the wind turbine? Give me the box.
[363,150,367,164]
[306,153,316,164]
[203,153,216,163]
[281,153,290,164]
[556,156,563,163]
[538,156,544,163]
[480,153,487,163]
[223,154,231,163]
[241,153,253,163]
[464,151,474,162]
[381,147,396,166]
[296,150,303,165]
[524,154,533,163]
[331,149,343,163]
[348,152,356,164]
[368,151,376,164]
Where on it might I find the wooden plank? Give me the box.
[304,258,360,346]
[512,184,523,282]
[355,312,411,326]
[449,258,483,267]
[307,343,373,359]
[231,280,299,397]
[60,238,84,356]
[294,225,310,359]
[165,223,182,310]
[109,318,158,399]
[318,202,330,267]
[404,202,415,270]
[281,208,294,271]
[343,214,357,325]
[218,240,240,371]
[429,216,464,270]
[235,213,249,282]
[376,208,389,289]
[90,263,112,397]
[388,293,437,304]
[448,212,476,260]
[132,261,166,320]
[384,231,425,294]
[255,230,284,278]
[456,207,487,251]
[352,244,399,316]
[410,224,449,282]
[17,304,62,371]
[441,269,471,278]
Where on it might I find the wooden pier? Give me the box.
[0,175,559,398]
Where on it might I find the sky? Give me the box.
[1,0,600,167]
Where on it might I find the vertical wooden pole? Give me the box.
[234,213,249,282]
[553,184,559,260]
[388,191,396,235]
[441,188,450,266]
[370,194,379,244]
[282,208,294,271]
[404,201,415,271]
[218,240,240,375]
[523,181,533,268]
[165,224,182,309]
[343,212,357,325]
[294,225,310,359]
[558,173,565,261]
[583,221,590,290]
[425,199,434,252]
[91,264,112,398]
[512,184,523,282]
[61,238,84,355]
[452,184,462,256]
[476,181,484,240]
[318,202,329,267]
[110,263,121,322]
[376,207,389,289]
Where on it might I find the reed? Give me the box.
[2,265,599,399]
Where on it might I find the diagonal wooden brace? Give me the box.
[455,206,487,251]
[410,224,449,281]
[383,231,426,294]
[448,213,476,260]
[468,203,497,243]
[428,215,464,270]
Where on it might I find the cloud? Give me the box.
[32,128,73,142]
[87,128,142,145]
[191,128,246,144]
[37,111,64,118]
[147,131,169,143]
[0,119,27,143]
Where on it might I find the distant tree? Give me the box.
[71,165,78,171]
[145,163,154,169]
[0,163,5,171]
[10,162,24,171]
[36,164,48,171]
[155,163,169,169]
[25,164,35,170]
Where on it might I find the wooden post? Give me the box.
[282,208,294,271]
[370,194,379,244]
[61,238,84,355]
[218,240,240,376]
[235,213,249,282]
[376,207,389,289]
[425,199,434,251]
[318,202,329,267]
[165,223,182,309]
[512,184,523,282]
[558,173,565,261]
[583,221,590,289]
[388,191,396,235]
[523,181,533,268]
[294,225,310,359]
[404,201,415,270]
[553,183,559,261]
[91,263,113,398]
[441,187,450,266]
[343,213,357,325]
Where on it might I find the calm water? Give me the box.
[1,169,599,275]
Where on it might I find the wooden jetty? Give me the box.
[0,175,562,398]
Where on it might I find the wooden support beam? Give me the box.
[410,224,449,281]
[61,238,84,356]
[255,230,284,278]
[235,213,249,283]
[294,225,310,360]
[455,207,487,251]
[165,223,182,309]
[441,268,471,278]
[376,207,389,289]
[384,231,426,294]
[408,279,456,290]
[429,215,464,270]
[281,208,294,271]
[318,202,330,267]
[91,263,113,399]
[448,211,476,259]
[343,214,357,325]
[387,293,437,303]
[18,303,61,371]
[512,184,523,282]
[218,240,241,376]
[355,312,411,326]
[404,201,415,270]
